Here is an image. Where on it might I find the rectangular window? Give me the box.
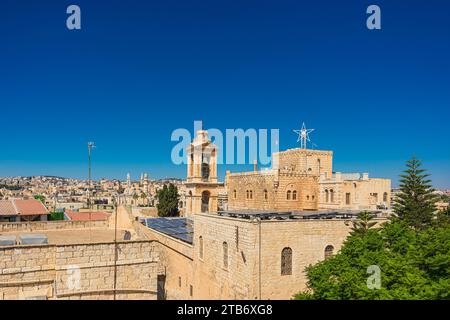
[346,193,351,205]
[190,285,193,297]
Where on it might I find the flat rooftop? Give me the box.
[217,210,382,220]
[0,229,127,245]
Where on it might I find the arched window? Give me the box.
[325,189,329,203]
[199,236,204,259]
[281,247,292,275]
[223,242,228,268]
[307,195,310,200]
[286,190,291,200]
[188,191,193,213]
[246,190,249,199]
[292,190,297,200]
[383,192,388,202]
[324,245,334,259]
[250,190,253,199]
[264,189,268,200]
[233,190,237,199]
[189,154,194,177]
[330,189,334,203]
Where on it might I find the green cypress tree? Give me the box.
[156,183,179,217]
[393,157,437,229]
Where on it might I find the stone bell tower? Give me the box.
[185,130,222,216]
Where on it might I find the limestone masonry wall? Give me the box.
[0,240,159,300]
[135,221,194,300]
[191,214,385,299]
[0,220,108,233]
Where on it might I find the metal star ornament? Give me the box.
[293,122,314,149]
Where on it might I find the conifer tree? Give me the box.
[393,157,437,229]
[351,211,377,236]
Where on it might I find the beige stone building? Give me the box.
[139,212,365,300]
[132,130,390,300]
[226,147,391,212]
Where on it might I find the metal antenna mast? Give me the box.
[88,141,95,241]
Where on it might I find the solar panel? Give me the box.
[143,217,194,244]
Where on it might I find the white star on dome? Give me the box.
[293,122,314,149]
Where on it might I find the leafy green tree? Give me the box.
[351,211,377,237]
[156,183,179,217]
[393,157,438,229]
[294,220,450,300]
[34,194,46,204]
[48,211,64,221]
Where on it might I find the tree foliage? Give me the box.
[48,211,65,221]
[34,194,46,204]
[294,220,450,300]
[351,211,377,237]
[156,183,179,217]
[393,157,438,229]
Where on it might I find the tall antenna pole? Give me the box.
[88,142,95,241]
[113,195,118,300]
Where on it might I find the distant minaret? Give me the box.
[140,173,144,186]
[126,173,131,189]
[143,173,149,194]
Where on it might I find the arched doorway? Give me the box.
[201,191,210,213]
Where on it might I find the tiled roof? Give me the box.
[0,200,17,216]
[14,199,49,215]
[0,199,49,216]
[65,209,110,221]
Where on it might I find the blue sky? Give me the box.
[1,0,449,188]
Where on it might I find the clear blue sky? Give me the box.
[1,0,449,188]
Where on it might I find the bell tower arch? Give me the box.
[185,130,222,216]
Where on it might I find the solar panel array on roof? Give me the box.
[143,217,193,244]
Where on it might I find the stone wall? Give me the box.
[319,178,391,210]
[191,214,384,300]
[226,171,319,211]
[0,220,108,233]
[135,222,194,300]
[0,240,159,300]
[273,148,333,177]
[193,214,259,300]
